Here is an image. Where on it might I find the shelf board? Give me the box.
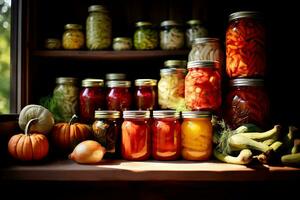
[1,159,299,182]
[32,50,189,61]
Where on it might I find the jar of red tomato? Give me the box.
[226,11,266,78]
[106,80,132,111]
[135,79,157,110]
[152,110,181,160]
[185,61,221,111]
[80,79,106,123]
[225,78,270,129]
[121,111,151,160]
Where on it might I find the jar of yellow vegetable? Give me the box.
[62,24,84,49]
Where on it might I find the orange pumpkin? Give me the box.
[8,118,49,161]
[51,115,91,152]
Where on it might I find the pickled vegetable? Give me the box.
[160,21,185,50]
[185,61,221,111]
[186,19,208,48]
[135,79,157,110]
[62,24,84,50]
[226,11,266,77]
[106,81,132,111]
[45,38,61,49]
[113,37,132,51]
[86,5,112,50]
[134,22,158,50]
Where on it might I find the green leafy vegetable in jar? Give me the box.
[134,21,158,50]
[160,20,185,50]
[62,24,84,50]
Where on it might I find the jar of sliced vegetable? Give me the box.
[62,24,84,49]
[160,20,185,50]
[186,19,208,48]
[226,11,266,78]
[134,21,158,50]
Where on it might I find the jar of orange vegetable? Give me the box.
[121,111,151,161]
[181,111,212,161]
[225,78,270,129]
[152,110,181,160]
[226,11,266,78]
[185,61,221,111]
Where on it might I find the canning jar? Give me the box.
[121,111,151,160]
[106,80,132,111]
[186,19,208,48]
[135,79,157,110]
[86,5,112,50]
[105,73,126,81]
[133,21,158,50]
[62,24,84,49]
[113,37,132,51]
[45,38,61,49]
[185,61,221,111]
[158,68,186,109]
[164,60,187,69]
[92,110,121,156]
[152,110,181,160]
[160,20,185,50]
[225,78,270,129]
[226,11,266,78]
[181,111,212,160]
[188,37,223,73]
[53,77,79,122]
[79,79,106,124]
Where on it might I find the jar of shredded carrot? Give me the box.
[226,11,266,78]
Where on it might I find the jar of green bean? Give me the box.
[86,5,112,50]
[134,21,158,50]
[160,20,185,50]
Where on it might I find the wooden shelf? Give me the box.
[1,159,299,182]
[32,50,189,61]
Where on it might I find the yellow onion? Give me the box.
[69,140,106,164]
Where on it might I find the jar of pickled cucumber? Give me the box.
[186,19,208,48]
[134,21,158,50]
[164,60,187,68]
[86,5,112,50]
[160,20,185,50]
[53,77,79,122]
[62,24,84,49]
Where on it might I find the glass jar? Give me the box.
[135,79,157,110]
[86,5,112,50]
[92,110,121,156]
[134,21,158,50]
[152,110,181,160]
[185,61,221,111]
[45,38,61,49]
[79,79,106,124]
[121,111,151,160]
[164,60,187,69]
[106,80,132,111]
[186,19,208,48]
[226,11,266,78]
[53,77,79,122]
[158,68,186,110]
[181,111,212,161]
[188,37,223,73]
[113,37,132,51]
[225,78,270,129]
[160,20,185,50]
[62,24,84,49]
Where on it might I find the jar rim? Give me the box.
[106,80,131,88]
[64,24,82,30]
[230,78,265,86]
[105,73,126,80]
[82,78,104,87]
[113,37,132,43]
[187,60,219,69]
[229,11,262,22]
[56,77,78,84]
[164,60,187,68]
[193,37,220,45]
[94,110,120,119]
[123,110,151,118]
[88,5,108,12]
[160,20,182,27]
[160,68,186,75]
[135,21,152,27]
[182,111,212,118]
[186,19,202,25]
[135,79,157,86]
[153,110,180,118]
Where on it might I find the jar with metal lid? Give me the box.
[135,79,157,110]
[79,79,106,124]
[105,73,126,81]
[53,77,79,122]
[160,20,185,50]
[188,37,223,73]
[185,61,221,111]
[45,38,61,49]
[164,60,187,68]
[86,5,112,50]
[181,111,212,161]
[113,37,132,51]
[121,111,151,160]
[134,21,158,50]
[225,78,270,129]
[226,11,266,78]
[186,19,208,48]
[158,68,186,109]
[106,80,132,111]
[152,110,181,160]
[62,24,84,49]
[92,110,121,156]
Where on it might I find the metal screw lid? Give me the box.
[164,60,187,68]
[182,111,212,118]
[94,110,120,119]
[135,79,157,86]
[82,79,104,87]
[186,19,202,26]
[135,21,153,27]
[64,24,82,30]
[88,5,108,12]
[187,60,219,69]
[123,110,151,118]
[230,78,265,87]
[106,80,131,88]
[56,77,78,84]
[229,11,262,22]
[160,68,186,75]
[153,110,180,118]
[160,20,182,27]
[193,37,220,45]
[105,73,126,81]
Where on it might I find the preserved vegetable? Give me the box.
[62,24,84,49]
[135,79,157,110]
[160,20,185,50]
[106,81,132,111]
[134,21,158,50]
[113,37,132,51]
[186,19,208,48]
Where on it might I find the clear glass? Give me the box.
[186,20,208,48]
[62,24,84,49]
[160,24,185,50]
[134,23,158,50]
[135,85,157,110]
[107,86,132,111]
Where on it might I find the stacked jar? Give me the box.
[106,80,132,111]
[225,11,269,128]
[134,79,157,110]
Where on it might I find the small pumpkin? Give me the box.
[51,115,91,152]
[19,104,55,134]
[8,118,49,161]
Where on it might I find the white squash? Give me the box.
[18,104,55,134]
